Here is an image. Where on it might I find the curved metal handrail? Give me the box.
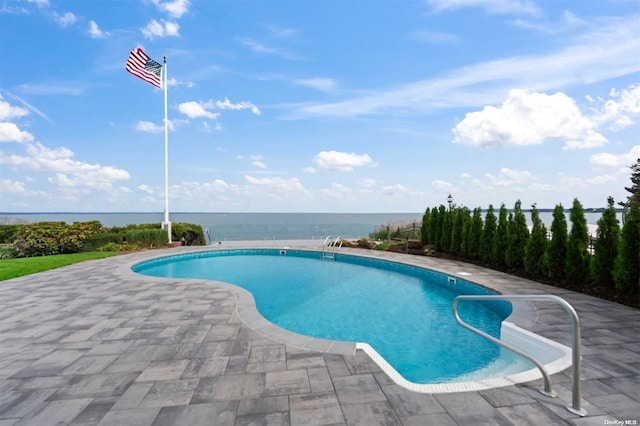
[453,294,587,417]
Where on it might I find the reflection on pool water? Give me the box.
[133,249,535,384]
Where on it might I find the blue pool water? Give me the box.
[133,249,532,384]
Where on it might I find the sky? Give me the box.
[0,0,639,213]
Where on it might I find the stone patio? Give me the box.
[0,241,638,425]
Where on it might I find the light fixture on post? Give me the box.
[447,194,453,211]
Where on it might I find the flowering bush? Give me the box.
[11,221,104,258]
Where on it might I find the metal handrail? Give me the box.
[322,236,334,260]
[453,294,587,417]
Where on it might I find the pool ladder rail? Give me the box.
[453,294,587,417]
[322,236,343,260]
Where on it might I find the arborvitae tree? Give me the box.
[565,198,591,287]
[459,208,473,257]
[544,204,567,281]
[441,207,454,252]
[420,207,430,246]
[492,204,509,268]
[506,200,529,270]
[435,205,447,250]
[460,210,471,257]
[614,205,639,295]
[481,204,497,263]
[429,206,439,246]
[451,207,467,255]
[614,158,640,295]
[525,204,548,277]
[591,196,620,288]
[466,207,483,259]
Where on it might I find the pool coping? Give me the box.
[125,245,573,394]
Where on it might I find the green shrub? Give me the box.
[10,221,103,258]
[506,200,529,270]
[98,242,134,252]
[614,205,639,294]
[481,205,496,264]
[0,246,13,259]
[492,204,509,268]
[172,222,206,246]
[374,243,390,250]
[524,204,548,277]
[591,197,620,288]
[565,198,591,286]
[83,232,123,252]
[0,225,23,244]
[126,229,169,248]
[543,204,567,280]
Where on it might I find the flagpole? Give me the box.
[163,56,171,243]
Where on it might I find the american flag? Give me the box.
[126,48,162,89]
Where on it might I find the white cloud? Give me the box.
[484,167,533,186]
[54,11,75,27]
[0,179,26,193]
[138,185,154,194]
[0,122,34,143]
[312,151,374,172]
[25,0,49,6]
[167,77,195,88]
[426,0,540,15]
[141,19,180,39]
[178,101,220,119]
[294,78,338,93]
[149,0,190,18]
[431,179,455,191]
[562,133,609,151]
[248,155,266,169]
[359,178,378,188]
[593,85,640,130]
[0,96,29,120]
[135,121,164,133]
[244,175,305,193]
[590,145,640,167]
[216,98,261,115]
[0,142,130,190]
[178,98,260,119]
[88,20,109,38]
[453,89,607,149]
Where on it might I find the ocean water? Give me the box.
[0,211,618,242]
[0,212,422,242]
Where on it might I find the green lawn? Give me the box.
[0,252,117,281]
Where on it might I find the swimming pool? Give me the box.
[133,249,546,385]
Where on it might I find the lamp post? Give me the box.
[447,194,453,211]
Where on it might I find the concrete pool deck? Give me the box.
[0,241,637,425]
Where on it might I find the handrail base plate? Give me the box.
[566,405,588,417]
[538,388,557,398]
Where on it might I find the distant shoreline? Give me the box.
[0,208,624,215]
